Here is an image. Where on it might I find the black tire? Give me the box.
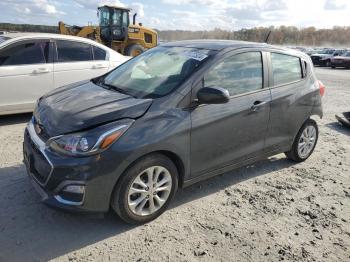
[285,119,318,162]
[111,153,178,224]
[125,44,145,57]
[331,65,336,69]
[325,60,331,67]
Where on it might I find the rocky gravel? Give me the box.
[0,68,349,262]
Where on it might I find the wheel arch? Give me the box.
[109,150,186,205]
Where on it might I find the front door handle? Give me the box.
[32,68,50,74]
[251,101,268,112]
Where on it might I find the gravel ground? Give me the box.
[0,68,349,262]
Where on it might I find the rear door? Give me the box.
[265,52,314,153]
[53,40,109,88]
[0,39,53,114]
[190,50,271,177]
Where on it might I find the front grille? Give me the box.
[24,129,52,184]
[312,57,320,63]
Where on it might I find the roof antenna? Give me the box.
[265,30,272,44]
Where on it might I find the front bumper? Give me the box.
[23,119,114,213]
[331,60,350,68]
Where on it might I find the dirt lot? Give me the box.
[0,68,349,262]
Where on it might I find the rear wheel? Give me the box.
[125,44,145,57]
[285,119,318,162]
[111,154,178,224]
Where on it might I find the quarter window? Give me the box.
[93,46,107,60]
[0,41,49,66]
[271,53,302,86]
[204,52,263,96]
[56,40,93,62]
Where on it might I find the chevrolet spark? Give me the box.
[24,40,324,224]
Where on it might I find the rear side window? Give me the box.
[0,41,49,66]
[271,53,302,86]
[144,33,153,44]
[204,52,263,96]
[93,46,107,60]
[56,40,93,62]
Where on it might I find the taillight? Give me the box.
[318,80,325,97]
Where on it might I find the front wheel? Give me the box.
[111,154,178,224]
[285,119,318,162]
[125,44,145,57]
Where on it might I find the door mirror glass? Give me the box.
[197,87,230,104]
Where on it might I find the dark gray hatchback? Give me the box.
[23,40,325,224]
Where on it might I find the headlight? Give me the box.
[47,119,134,156]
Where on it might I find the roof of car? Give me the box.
[3,32,97,42]
[161,40,308,59]
[161,40,274,51]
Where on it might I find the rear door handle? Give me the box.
[251,101,268,112]
[32,68,50,74]
[92,64,107,69]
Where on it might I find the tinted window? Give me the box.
[56,40,93,62]
[271,53,302,86]
[145,33,153,44]
[0,36,9,44]
[204,52,263,96]
[0,41,49,66]
[93,46,107,60]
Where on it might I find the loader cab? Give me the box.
[98,5,130,43]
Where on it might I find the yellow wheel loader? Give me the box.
[58,5,158,56]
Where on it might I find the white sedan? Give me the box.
[0,33,130,115]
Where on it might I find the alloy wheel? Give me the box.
[127,166,172,216]
[297,125,317,159]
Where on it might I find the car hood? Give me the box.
[34,81,152,137]
[332,56,350,60]
[311,54,329,58]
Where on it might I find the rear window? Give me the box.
[56,40,93,62]
[0,41,49,66]
[271,53,302,86]
[93,46,107,60]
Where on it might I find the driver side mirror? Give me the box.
[197,87,230,104]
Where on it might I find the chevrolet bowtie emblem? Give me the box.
[35,124,43,135]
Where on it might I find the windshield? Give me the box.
[345,52,350,57]
[0,36,9,45]
[101,46,211,98]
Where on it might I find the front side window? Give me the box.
[99,8,110,26]
[0,40,49,66]
[122,11,129,27]
[204,52,263,96]
[56,40,93,62]
[101,46,211,98]
[271,53,302,86]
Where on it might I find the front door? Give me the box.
[190,51,271,177]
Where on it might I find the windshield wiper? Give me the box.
[99,81,135,97]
